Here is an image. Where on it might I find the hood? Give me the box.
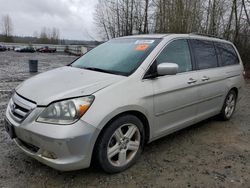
[16,66,125,105]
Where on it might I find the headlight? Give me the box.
[37,96,94,125]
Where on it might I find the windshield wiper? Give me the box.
[82,67,115,74]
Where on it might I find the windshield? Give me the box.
[71,38,161,76]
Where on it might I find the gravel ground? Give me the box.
[1,51,250,188]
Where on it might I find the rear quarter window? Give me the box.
[190,39,218,70]
[215,42,239,66]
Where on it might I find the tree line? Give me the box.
[0,14,60,44]
[33,27,60,44]
[95,0,250,67]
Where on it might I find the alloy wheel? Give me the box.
[225,93,236,118]
[107,123,141,167]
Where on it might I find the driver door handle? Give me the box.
[187,78,197,84]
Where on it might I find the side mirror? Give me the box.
[157,63,178,76]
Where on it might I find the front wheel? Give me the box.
[220,90,237,120]
[95,115,145,173]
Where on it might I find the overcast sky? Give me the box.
[0,0,99,41]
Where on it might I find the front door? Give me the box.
[152,39,199,138]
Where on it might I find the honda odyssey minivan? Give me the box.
[5,34,245,173]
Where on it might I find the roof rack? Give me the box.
[189,32,223,39]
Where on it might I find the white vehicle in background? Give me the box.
[14,47,22,52]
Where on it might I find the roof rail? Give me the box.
[189,32,223,39]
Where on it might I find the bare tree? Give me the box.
[38,27,60,44]
[51,27,60,43]
[143,0,149,33]
[1,14,13,42]
[94,0,151,40]
[242,0,250,25]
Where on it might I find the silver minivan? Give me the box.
[5,34,245,173]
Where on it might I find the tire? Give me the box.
[95,115,145,173]
[219,90,237,120]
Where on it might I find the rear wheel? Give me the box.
[220,90,237,120]
[95,115,145,173]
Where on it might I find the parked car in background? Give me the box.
[38,46,56,53]
[15,46,35,53]
[4,33,245,173]
[0,45,7,51]
[14,47,22,52]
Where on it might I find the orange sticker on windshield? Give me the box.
[135,44,149,51]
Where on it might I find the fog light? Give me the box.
[41,150,57,159]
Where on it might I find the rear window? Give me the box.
[214,42,239,66]
[190,39,218,70]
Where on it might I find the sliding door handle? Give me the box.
[201,76,210,81]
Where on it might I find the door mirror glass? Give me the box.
[157,63,178,76]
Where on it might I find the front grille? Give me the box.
[8,93,36,122]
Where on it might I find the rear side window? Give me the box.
[190,39,218,69]
[156,39,192,73]
[215,42,239,66]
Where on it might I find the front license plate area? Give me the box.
[4,119,16,139]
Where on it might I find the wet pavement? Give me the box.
[0,51,250,188]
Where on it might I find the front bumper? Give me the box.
[5,98,100,171]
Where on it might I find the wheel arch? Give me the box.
[230,87,238,99]
[91,109,151,166]
[97,109,150,144]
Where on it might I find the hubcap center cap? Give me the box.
[120,138,129,149]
